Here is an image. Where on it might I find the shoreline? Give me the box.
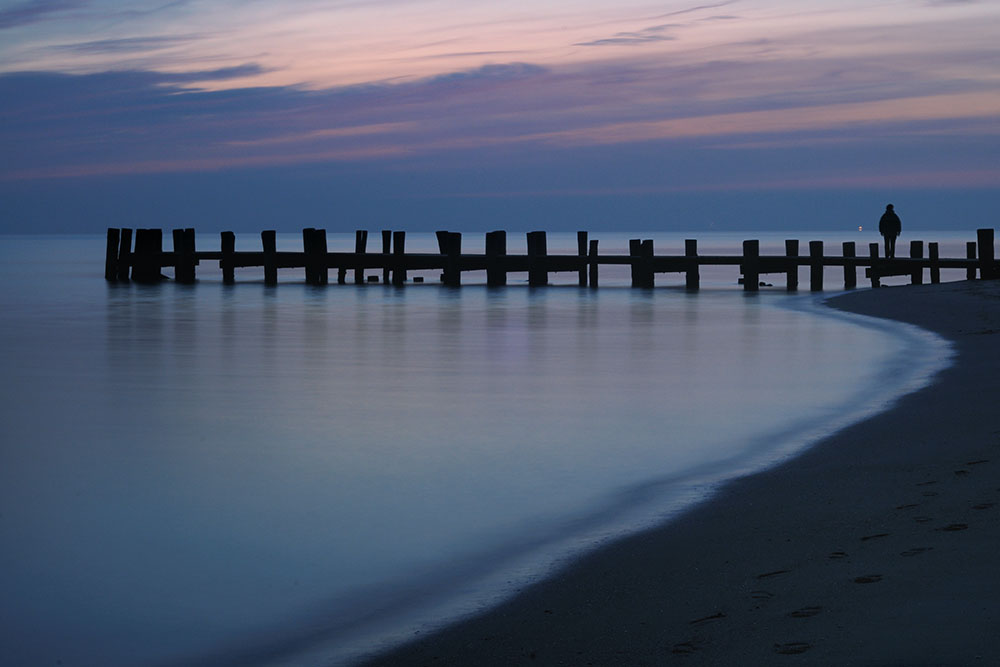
[363,280,1000,665]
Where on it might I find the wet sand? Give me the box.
[363,280,1000,665]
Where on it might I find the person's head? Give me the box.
[886,204,894,211]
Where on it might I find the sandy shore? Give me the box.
[363,280,1000,665]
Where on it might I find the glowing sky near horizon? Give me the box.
[1,0,998,231]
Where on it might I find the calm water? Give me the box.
[0,233,954,666]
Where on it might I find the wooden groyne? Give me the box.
[104,228,1000,291]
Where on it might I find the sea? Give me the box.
[0,231,958,666]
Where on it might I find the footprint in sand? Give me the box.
[854,575,883,584]
[689,612,726,625]
[828,551,849,560]
[787,606,822,618]
[672,641,699,655]
[861,533,889,541]
[774,642,811,654]
[936,523,968,532]
[750,590,774,600]
[900,547,933,557]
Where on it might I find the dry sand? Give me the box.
[363,280,1000,666]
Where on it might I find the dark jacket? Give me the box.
[879,210,901,236]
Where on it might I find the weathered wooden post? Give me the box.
[742,239,760,292]
[577,231,588,287]
[527,231,548,286]
[910,240,924,285]
[785,240,799,291]
[316,229,329,285]
[261,230,277,286]
[809,241,824,291]
[436,231,461,286]
[133,228,164,283]
[977,228,995,279]
[485,230,507,286]
[869,242,881,288]
[929,242,940,284]
[392,230,406,285]
[355,230,368,284]
[302,228,316,284]
[843,241,856,290]
[967,241,977,280]
[117,228,133,282]
[105,228,120,281]
[173,228,196,284]
[641,239,654,288]
[629,239,642,287]
[589,239,599,288]
[382,230,392,285]
[221,230,235,284]
[685,239,699,290]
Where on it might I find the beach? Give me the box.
[364,279,1000,665]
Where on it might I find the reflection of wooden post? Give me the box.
[809,241,824,291]
[486,230,506,286]
[742,240,759,292]
[382,230,391,285]
[577,231,588,287]
[527,231,547,286]
[785,240,799,291]
[910,240,924,285]
[221,231,235,284]
[262,230,277,286]
[978,228,995,279]
[355,230,368,284]
[967,241,977,280]
[869,242,881,288]
[929,242,940,284]
[685,239,699,290]
[843,241,856,290]
[105,228,120,281]
[589,239,599,288]
[117,228,133,282]
[392,231,406,285]
[133,228,163,283]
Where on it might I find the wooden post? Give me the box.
[577,231,588,287]
[486,230,506,286]
[117,228,133,282]
[527,231,547,286]
[392,230,406,285]
[437,231,461,286]
[302,228,315,284]
[843,241,856,290]
[221,230,235,285]
[355,230,368,284]
[809,241,824,291]
[629,239,641,287]
[909,240,924,285]
[316,229,328,285]
[173,228,196,284]
[869,242,881,288]
[261,230,277,286]
[929,242,940,284]
[105,228,120,281]
[978,228,995,279]
[685,239,699,290]
[967,241,977,280]
[382,230,392,285]
[641,239,654,288]
[742,240,760,292]
[785,240,799,291]
[133,228,163,283]
[589,239,599,288]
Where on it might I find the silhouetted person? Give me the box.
[879,204,901,258]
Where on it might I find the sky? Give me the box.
[1,0,998,233]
